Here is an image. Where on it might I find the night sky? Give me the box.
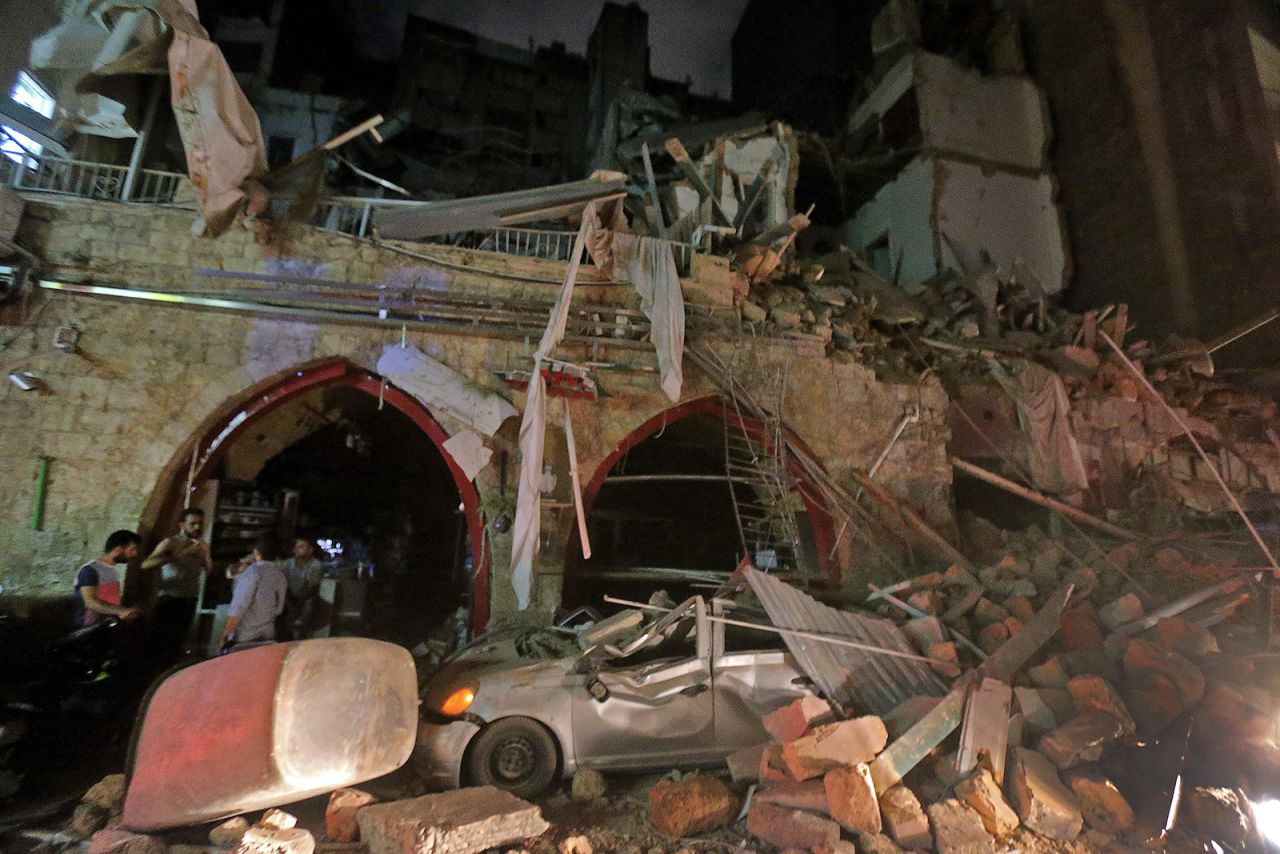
[352,0,751,97]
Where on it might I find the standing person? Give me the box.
[279,537,324,639]
[218,534,287,652]
[140,508,211,665]
[73,530,144,627]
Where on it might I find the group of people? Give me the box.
[74,508,327,668]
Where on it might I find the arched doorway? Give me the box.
[562,396,837,608]
[139,359,490,633]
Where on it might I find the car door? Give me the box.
[710,600,816,751]
[571,598,717,769]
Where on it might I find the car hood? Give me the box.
[423,628,580,716]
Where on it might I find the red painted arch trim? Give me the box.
[160,359,490,631]
[578,395,838,583]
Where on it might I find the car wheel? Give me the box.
[465,717,558,798]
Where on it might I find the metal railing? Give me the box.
[0,152,187,204]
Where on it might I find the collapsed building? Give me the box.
[4,0,1280,852]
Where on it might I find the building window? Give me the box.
[2,71,55,165]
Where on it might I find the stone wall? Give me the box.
[0,195,954,623]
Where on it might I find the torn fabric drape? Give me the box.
[991,360,1089,494]
[376,343,517,437]
[613,233,684,402]
[510,206,596,609]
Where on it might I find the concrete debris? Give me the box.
[1066,674,1136,734]
[558,835,592,854]
[755,779,830,813]
[233,825,316,854]
[926,799,994,854]
[745,801,841,850]
[258,809,298,831]
[69,802,111,839]
[1036,712,1126,769]
[647,775,737,837]
[726,742,768,783]
[856,832,910,854]
[570,769,607,802]
[1182,786,1257,851]
[356,787,549,854]
[325,788,377,842]
[88,829,167,854]
[954,768,1019,837]
[763,695,835,742]
[1062,767,1134,833]
[824,764,881,833]
[877,785,932,850]
[1006,747,1083,841]
[781,716,888,780]
[210,816,251,847]
[82,774,127,815]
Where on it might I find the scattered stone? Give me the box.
[235,826,314,854]
[1067,674,1136,733]
[926,799,994,854]
[258,809,297,831]
[571,769,607,802]
[824,764,881,833]
[857,832,908,854]
[756,779,830,813]
[1006,747,1083,841]
[83,774,127,815]
[69,802,111,839]
[1183,787,1256,851]
[1124,671,1185,734]
[726,743,768,783]
[760,742,794,783]
[781,716,888,781]
[740,300,767,323]
[210,816,250,847]
[977,622,1009,654]
[883,696,942,740]
[1028,657,1069,689]
[927,642,960,678]
[1063,767,1134,833]
[89,828,160,854]
[1059,604,1104,650]
[746,801,840,850]
[973,598,1010,627]
[1097,593,1144,631]
[559,836,592,854]
[812,842,858,854]
[763,695,834,743]
[878,785,932,850]
[1060,648,1122,684]
[1013,687,1058,737]
[648,775,737,837]
[1200,682,1275,738]
[1004,595,1036,622]
[357,787,549,854]
[954,769,1019,837]
[1123,638,1205,707]
[1154,616,1219,657]
[326,788,376,842]
[902,616,947,653]
[1037,712,1126,768]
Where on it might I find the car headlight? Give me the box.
[439,686,476,716]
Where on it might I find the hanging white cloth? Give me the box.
[376,343,517,437]
[613,233,685,402]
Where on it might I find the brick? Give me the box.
[1060,603,1104,650]
[954,769,1019,837]
[926,799,994,854]
[857,833,908,854]
[781,716,888,781]
[1123,639,1205,708]
[1060,648,1122,684]
[1004,595,1036,622]
[927,641,960,678]
[1097,593,1144,631]
[901,616,947,652]
[746,801,840,850]
[1062,767,1134,833]
[648,775,737,837]
[1067,674,1135,733]
[755,779,830,813]
[1006,747,1083,841]
[877,785,931,850]
[973,597,1009,626]
[1027,657,1069,688]
[356,787,549,854]
[725,742,768,783]
[1124,672,1186,734]
[760,742,795,783]
[763,695,834,742]
[326,788,377,842]
[977,621,1009,653]
[1037,712,1125,769]
[1013,687,1058,737]
[907,590,940,615]
[824,764,880,833]
[1153,616,1219,657]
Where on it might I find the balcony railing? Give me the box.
[0,153,186,204]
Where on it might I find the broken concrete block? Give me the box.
[357,787,549,854]
[1063,767,1134,833]
[1060,648,1122,684]
[571,769,606,802]
[907,590,940,615]
[558,836,591,854]
[1183,787,1256,851]
[258,809,297,831]
[1013,687,1058,737]
[1153,616,1219,657]
[926,799,994,854]
[1201,682,1275,739]
[977,622,1009,654]
[648,775,737,837]
[1004,595,1036,622]
[1123,638,1205,707]
[210,816,250,846]
[1124,672,1185,734]
[1028,657,1069,688]
[763,695,834,742]
[824,764,881,833]
[69,802,110,839]
[236,826,315,854]
[901,616,947,652]
[760,742,794,783]
[927,642,960,678]
[756,779,830,813]
[1037,712,1126,768]
[746,801,840,850]
[812,842,858,854]
[1060,604,1104,650]
[883,696,942,740]
[878,785,932,850]
[726,742,768,783]
[325,788,376,842]
[83,774,127,815]
[1097,593,1144,631]
[1067,674,1135,733]
[955,768,1019,837]
[781,716,888,781]
[973,598,1010,627]
[856,832,909,854]
[1006,747,1083,841]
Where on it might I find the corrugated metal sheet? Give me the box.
[744,568,948,716]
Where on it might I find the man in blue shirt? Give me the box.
[218,534,287,652]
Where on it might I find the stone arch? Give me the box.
[138,357,491,629]
[573,394,838,583]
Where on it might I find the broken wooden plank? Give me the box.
[956,677,1013,784]
[950,457,1143,541]
[664,137,732,226]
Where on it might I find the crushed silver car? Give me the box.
[414,596,815,797]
